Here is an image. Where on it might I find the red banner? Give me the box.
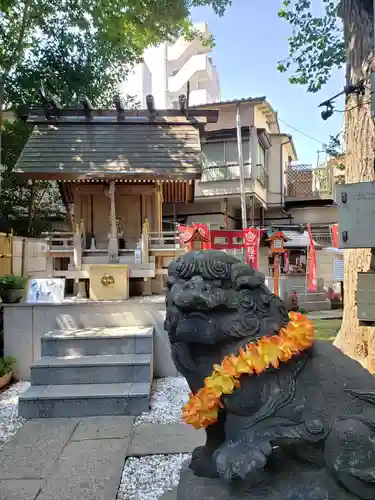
[284,251,290,273]
[330,224,338,248]
[178,225,194,245]
[307,224,318,292]
[243,228,260,270]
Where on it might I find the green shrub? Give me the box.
[0,356,16,377]
[0,275,26,290]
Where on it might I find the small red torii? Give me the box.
[178,224,211,251]
[178,224,266,269]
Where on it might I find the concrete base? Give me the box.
[3,296,178,380]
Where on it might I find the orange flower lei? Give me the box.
[182,312,314,429]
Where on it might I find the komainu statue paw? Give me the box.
[214,439,272,481]
[190,446,219,478]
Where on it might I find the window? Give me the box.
[258,142,266,167]
[201,140,250,181]
[257,142,268,187]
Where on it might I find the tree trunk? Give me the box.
[0,74,5,196]
[333,0,375,372]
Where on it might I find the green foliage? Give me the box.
[0,275,26,290]
[1,119,63,236]
[0,356,16,377]
[0,1,231,82]
[323,132,345,170]
[0,0,231,235]
[277,0,345,92]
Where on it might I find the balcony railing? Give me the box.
[201,164,252,182]
[286,164,334,200]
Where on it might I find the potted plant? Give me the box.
[0,275,26,304]
[0,356,15,389]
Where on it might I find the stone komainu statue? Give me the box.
[165,250,375,500]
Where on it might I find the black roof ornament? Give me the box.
[146,94,156,115]
[114,94,125,112]
[39,82,62,119]
[79,95,94,119]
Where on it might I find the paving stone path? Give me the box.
[0,417,205,500]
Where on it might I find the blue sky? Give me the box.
[192,0,345,166]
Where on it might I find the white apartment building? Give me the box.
[119,22,221,109]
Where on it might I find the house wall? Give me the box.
[259,246,269,276]
[253,105,271,131]
[266,136,297,208]
[267,136,281,207]
[194,103,296,209]
[289,205,338,225]
[317,250,336,288]
[163,200,237,229]
[262,205,338,227]
[197,102,255,132]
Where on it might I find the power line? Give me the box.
[277,117,325,145]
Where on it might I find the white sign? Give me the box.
[27,279,65,303]
[333,258,344,281]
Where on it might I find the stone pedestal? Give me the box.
[176,454,357,500]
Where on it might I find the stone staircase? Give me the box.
[298,292,331,312]
[18,326,153,419]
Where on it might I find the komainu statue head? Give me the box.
[165,250,289,386]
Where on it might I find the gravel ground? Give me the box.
[0,381,30,447]
[134,376,190,426]
[117,453,190,500]
[119,377,191,499]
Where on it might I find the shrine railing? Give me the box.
[148,231,181,250]
[41,231,75,250]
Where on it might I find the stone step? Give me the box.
[18,382,150,418]
[30,353,152,386]
[298,293,327,303]
[299,300,331,312]
[41,326,153,357]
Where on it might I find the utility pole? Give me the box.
[236,101,247,229]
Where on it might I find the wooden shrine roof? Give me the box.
[14,95,219,181]
[15,123,204,180]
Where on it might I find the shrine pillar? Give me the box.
[107,181,119,262]
[152,182,164,294]
[152,182,163,234]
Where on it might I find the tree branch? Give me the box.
[4,0,32,74]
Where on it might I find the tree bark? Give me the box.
[0,74,4,187]
[333,0,375,372]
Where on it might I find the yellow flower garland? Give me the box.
[182,312,314,429]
